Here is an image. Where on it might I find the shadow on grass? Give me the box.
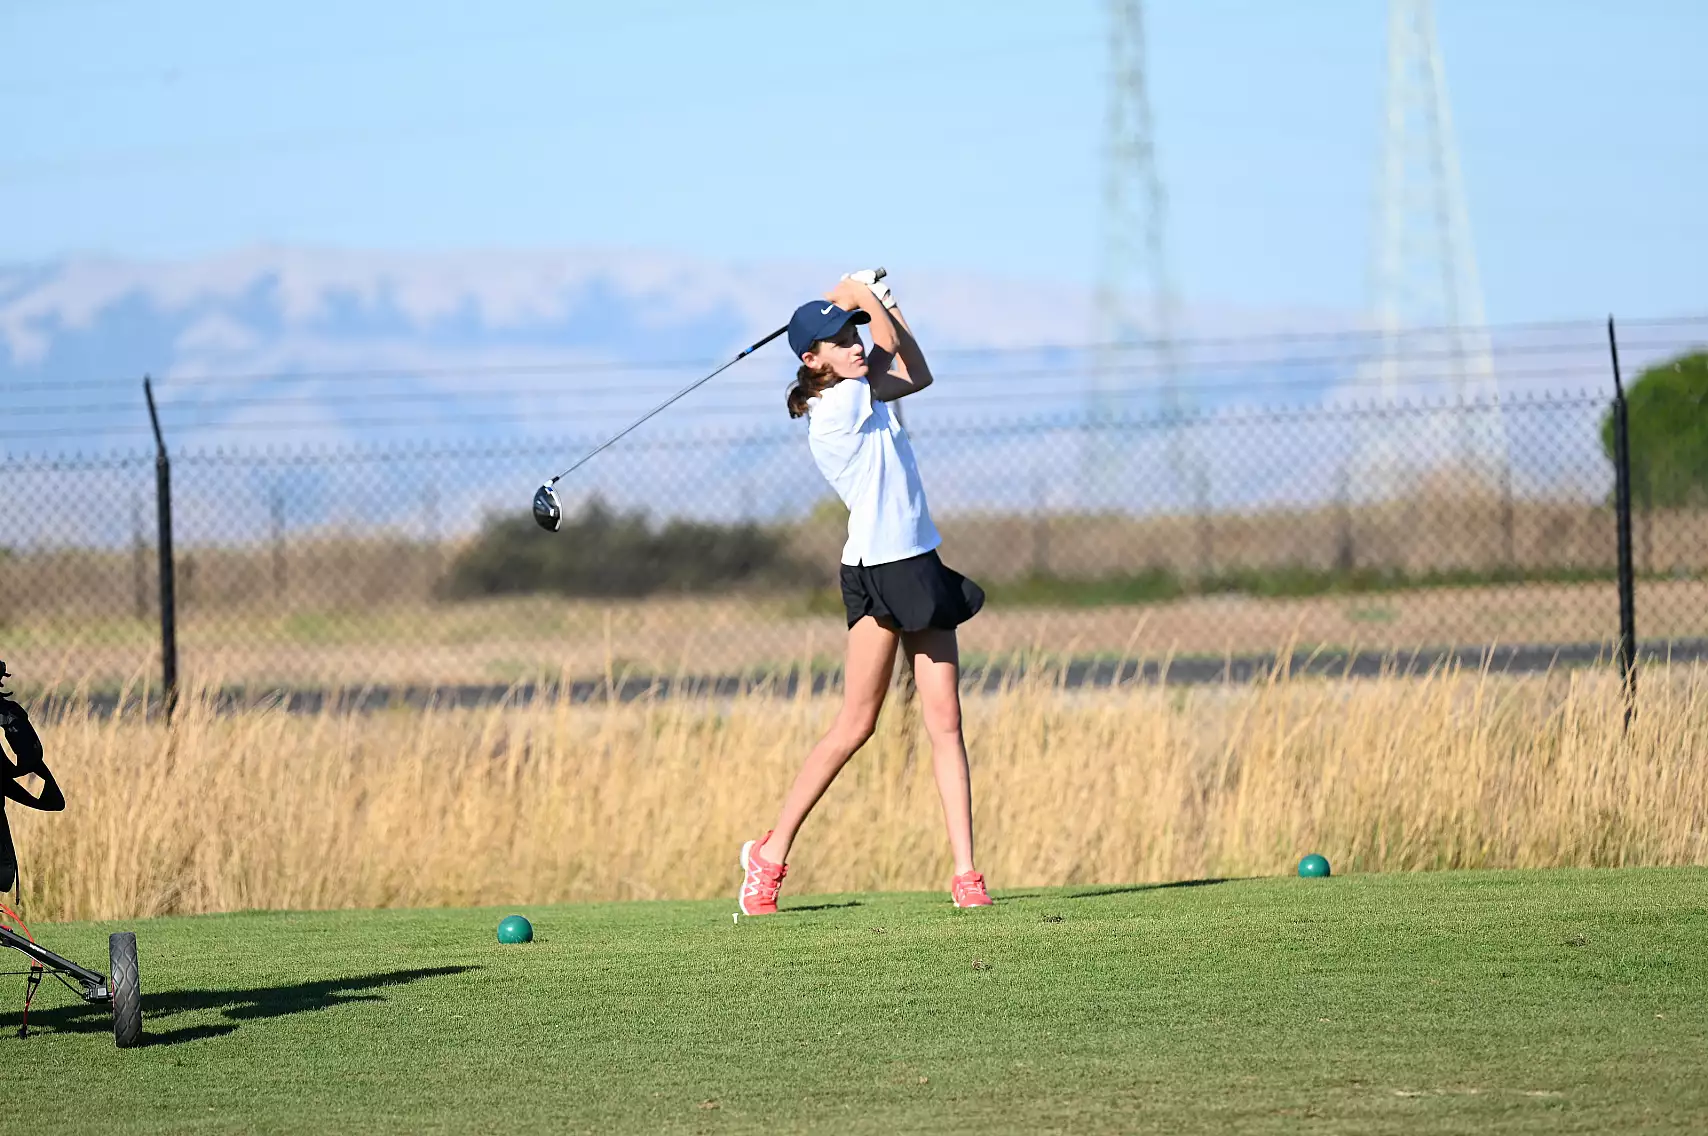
[779,901,863,914]
[1065,878,1238,899]
[1,965,477,1047]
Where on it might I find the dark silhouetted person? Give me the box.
[0,664,64,894]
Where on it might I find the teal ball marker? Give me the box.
[496,914,534,944]
[1297,854,1331,878]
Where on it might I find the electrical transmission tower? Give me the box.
[1093,0,1198,524]
[1372,0,1506,479]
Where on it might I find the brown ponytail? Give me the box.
[786,361,835,419]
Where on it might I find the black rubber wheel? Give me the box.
[109,931,142,1048]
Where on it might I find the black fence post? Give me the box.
[143,377,178,719]
[1607,318,1637,729]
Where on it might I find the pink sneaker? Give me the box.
[951,870,993,908]
[738,832,787,915]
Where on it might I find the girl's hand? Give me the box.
[825,278,871,312]
[842,269,897,310]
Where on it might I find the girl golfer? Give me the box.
[738,272,992,914]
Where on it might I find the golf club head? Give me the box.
[532,483,562,533]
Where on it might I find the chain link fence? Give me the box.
[6,383,1705,699]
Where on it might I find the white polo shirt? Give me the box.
[806,377,941,566]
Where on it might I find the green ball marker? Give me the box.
[1297,853,1331,878]
[496,914,534,944]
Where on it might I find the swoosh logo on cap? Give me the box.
[820,305,833,315]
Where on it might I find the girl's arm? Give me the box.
[823,279,933,402]
[869,298,932,402]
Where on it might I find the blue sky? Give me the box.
[3,0,1704,324]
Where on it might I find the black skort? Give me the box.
[840,550,985,632]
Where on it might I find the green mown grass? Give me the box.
[4,868,1705,1134]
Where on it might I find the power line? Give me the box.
[1,27,1097,100]
[10,318,1704,396]
[146,358,1626,414]
[1,361,1621,442]
[5,359,1625,421]
[0,385,1617,449]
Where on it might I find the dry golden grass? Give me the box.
[12,577,1708,692]
[17,488,1706,610]
[8,489,1704,690]
[10,659,1707,923]
[8,492,1695,618]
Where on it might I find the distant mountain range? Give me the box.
[2,245,1356,456]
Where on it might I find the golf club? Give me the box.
[532,268,885,532]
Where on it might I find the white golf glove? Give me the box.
[842,267,897,310]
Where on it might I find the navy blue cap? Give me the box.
[787,301,870,359]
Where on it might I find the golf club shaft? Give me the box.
[544,267,885,484]
[547,325,787,484]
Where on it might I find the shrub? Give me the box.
[442,499,812,599]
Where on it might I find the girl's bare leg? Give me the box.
[757,616,898,864]
[902,627,975,875]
